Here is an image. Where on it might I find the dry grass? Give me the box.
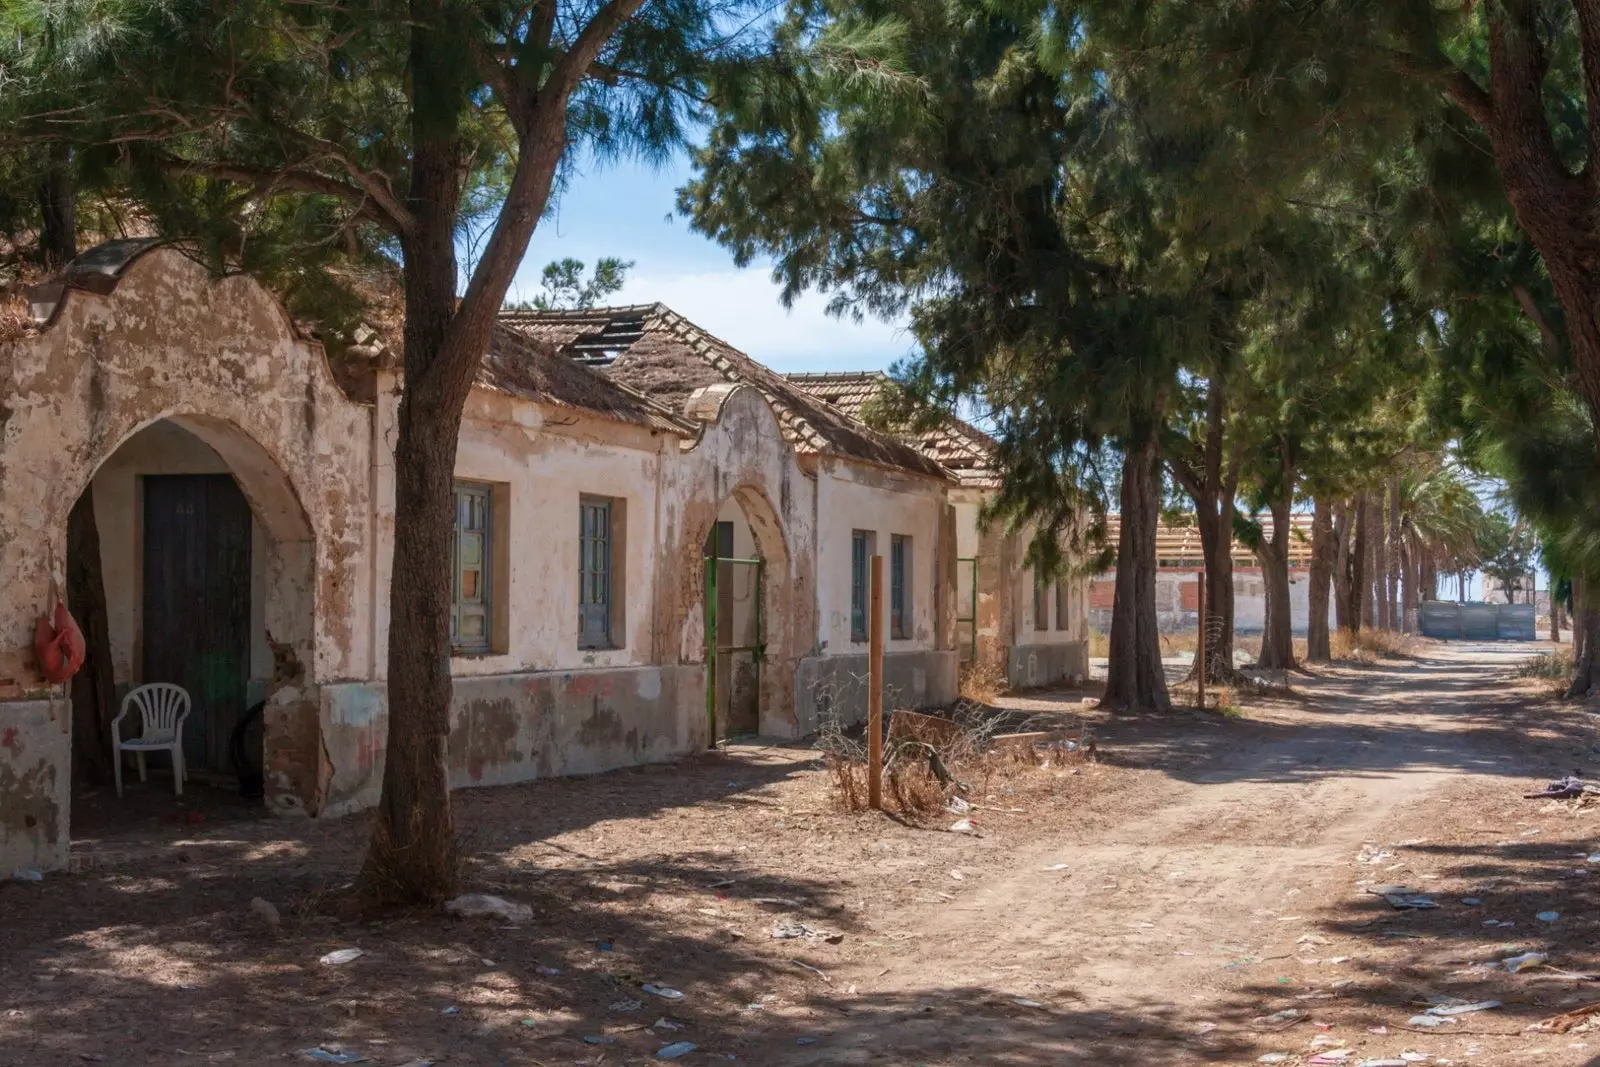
[1330,628,1425,662]
[958,658,1008,703]
[1517,647,1575,680]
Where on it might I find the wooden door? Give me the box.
[142,474,252,773]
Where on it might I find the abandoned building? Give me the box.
[1090,514,1333,635]
[0,241,1089,877]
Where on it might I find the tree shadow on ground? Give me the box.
[1194,828,1600,1065]
[0,836,1243,1066]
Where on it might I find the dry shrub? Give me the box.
[817,700,1095,822]
[886,762,948,819]
[1518,647,1575,681]
[1088,629,1110,657]
[825,752,870,812]
[958,658,1008,703]
[1330,628,1424,662]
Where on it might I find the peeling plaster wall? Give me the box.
[0,248,375,859]
[317,665,704,816]
[794,649,958,730]
[384,386,679,676]
[0,701,67,874]
[662,386,817,739]
[814,458,947,654]
[799,458,957,729]
[951,487,1089,689]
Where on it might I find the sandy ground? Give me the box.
[4,641,1600,1066]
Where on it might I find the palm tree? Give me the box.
[1396,460,1487,628]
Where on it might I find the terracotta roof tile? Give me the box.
[1105,513,1317,567]
[501,305,951,480]
[785,370,1001,488]
[478,323,695,434]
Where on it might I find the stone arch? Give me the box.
[686,481,797,738]
[667,384,818,739]
[65,412,322,814]
[0,245,375,848]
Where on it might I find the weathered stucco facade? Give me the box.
[0,246,1074,877]
[0,243,373,871]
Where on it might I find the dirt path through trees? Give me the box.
[4,642,1596,1066]
[782,642,1599,1065]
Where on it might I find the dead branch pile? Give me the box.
[814,686,1095,821]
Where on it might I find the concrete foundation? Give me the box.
[795,649,959,732]
[0,700,69,876]
[315,665,707,817]
[1007,640,1089,691]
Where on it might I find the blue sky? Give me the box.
[502,150,917,374]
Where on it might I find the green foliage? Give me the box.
[509,256,633,310]
[1476,511,1539,601]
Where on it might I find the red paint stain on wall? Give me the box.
[0,726,18,753]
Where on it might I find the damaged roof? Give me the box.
[477,324,696,434]
[785,370,1001,488]
[500,304,951,479]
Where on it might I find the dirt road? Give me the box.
[4,641,1598,1066]
[787,641,1600,1065]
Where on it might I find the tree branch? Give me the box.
[169,160,390,222]
[1382,45,1494,127]
[1509,280,1564,362]
[545,0,651,100]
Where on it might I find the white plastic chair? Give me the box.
[112,683,192,797]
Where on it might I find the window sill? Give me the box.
[452,648,497,659]
[578,644,623,653]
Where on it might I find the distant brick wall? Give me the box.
[1179,580,1200,611]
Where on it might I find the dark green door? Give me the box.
[142,474,252,773]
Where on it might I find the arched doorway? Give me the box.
[695,484,795,741]
[64,415,317,828]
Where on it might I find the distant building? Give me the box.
[1092,515,1334,635]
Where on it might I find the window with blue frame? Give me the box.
[850,529,874,642]
[890,535,911,639]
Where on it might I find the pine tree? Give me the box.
[8,0,767,904]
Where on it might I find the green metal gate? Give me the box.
[704,553,765,744]
[955,555,978,662]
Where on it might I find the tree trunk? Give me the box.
[1333,499,1353,630]
[1566,580,1600,699]
[38,143,76,269]
[1307,499,1335,662]
[357,2,581,904]
[1353,492,1371,631]
[1195,512,1239,683]
[359,139,466,904]
[1386,476,1402,629]
[1372,492,1390,630]
[1103,430,1171,712]
[1400,539,1418,635]
[1420,554,1437,607]
[1552,590,1562,643]
[1255,489,1297,671]
[66,489,116,786]
[1575,579,1589,663]
[1168,378,1241,685]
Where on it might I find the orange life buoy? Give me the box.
[34,598,85,683]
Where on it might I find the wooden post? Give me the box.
[1196,570,1206,711]
[868,554,884,810]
